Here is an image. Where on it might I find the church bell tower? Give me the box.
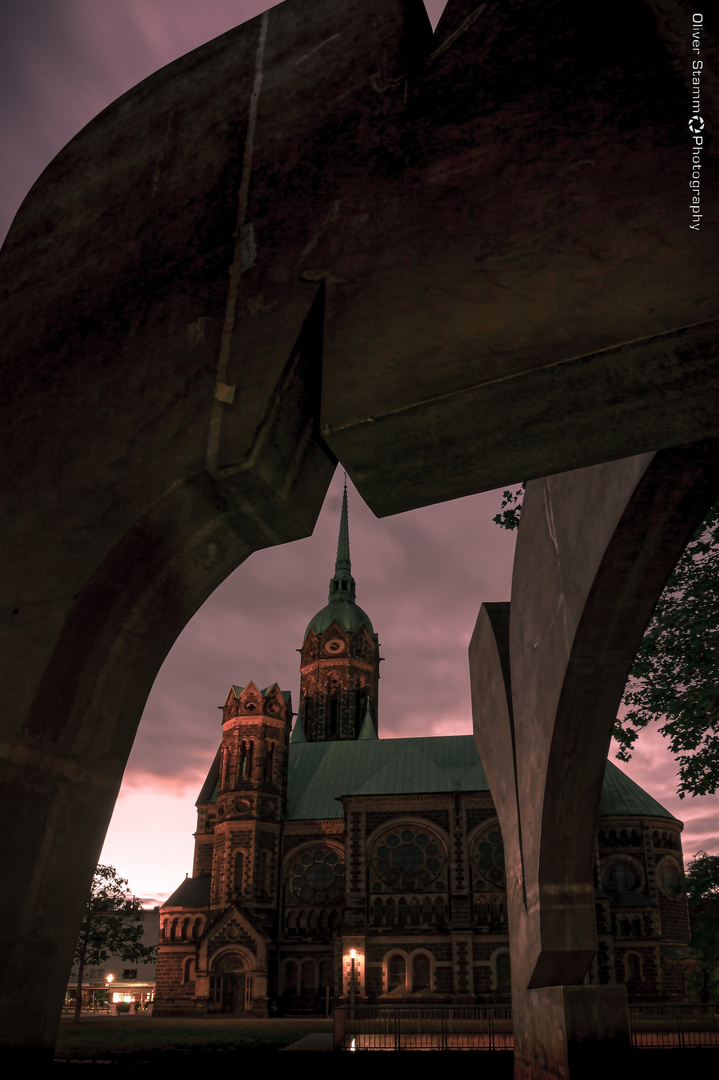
[298,482,380,741]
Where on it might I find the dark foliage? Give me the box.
[685,852,719,1002]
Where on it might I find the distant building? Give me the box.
[66,909,158,1012]
[155,488,691,1015]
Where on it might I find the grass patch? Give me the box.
[55,1016,333,1058]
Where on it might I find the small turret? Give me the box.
[210,681,292,909]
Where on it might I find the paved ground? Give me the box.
[281,1033,334,1051]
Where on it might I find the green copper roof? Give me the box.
[286,735,488,818]
[305,481,375,638]
[199,735,677,825]
[283,739,678,822]
[599,760,679,820]
[229,684,291,704]
[307,599,375,636]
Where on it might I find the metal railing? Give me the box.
[334,1005,513,1051]
[335,1002,719,1051]
[629,1004,719,1048]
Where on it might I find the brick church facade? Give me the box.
[155,488,692,1015]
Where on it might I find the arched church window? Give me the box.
[388,953,406,992]
[301,959,315,991]
[319,959,333,991]
[287,847,345,904]
[624,952,643,984]
[239,740,254,778]
[495,952,511,995]
[657,857,683,897]
[234,851,245,893]
[471,822,506,891]
[372,826,446,892]
[354,684,368,727]
[262,849,272,895]
[264,742,274,781]
[284,960,298,992]
[328,675,340,738]
[412,952,431,992]
[601,857,643,893]
[303,695,314,732]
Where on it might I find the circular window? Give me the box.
[471,823,506,891]
[657,857,683,898]
[373,827,445,891]
[288,848,344,904]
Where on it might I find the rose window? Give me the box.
[373,828,445,891]
[288,848,344,904]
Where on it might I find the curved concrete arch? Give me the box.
[2,0,718,1061]
[2,315,335,1056]
[470,442,719,1076]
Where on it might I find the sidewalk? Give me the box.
[281,1033,334,1051]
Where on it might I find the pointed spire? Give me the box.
[291,715,307,743]
[328,476,356,603]
[335,478,351,574]
[358,701,377,740]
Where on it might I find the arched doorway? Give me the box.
[210,952,253,1015]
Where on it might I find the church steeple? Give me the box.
[299,480,380,741]
[328,480,356,603]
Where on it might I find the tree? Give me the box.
[492,486,524,533]
[71,865,156,1023]
[493,485,719,798]
[685,851,719,1002]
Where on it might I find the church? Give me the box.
[154,488,691,1016]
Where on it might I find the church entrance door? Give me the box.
[211,952,252,1014]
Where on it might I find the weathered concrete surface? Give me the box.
[1,0,718,1059]
[470,443,719,1077]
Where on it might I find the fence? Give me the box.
[334,1005,513,1050]
[629,1004,719,1048]
[334,1003,719,1051]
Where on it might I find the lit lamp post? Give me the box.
[350,949,356,1021]
[106,973,114,1014]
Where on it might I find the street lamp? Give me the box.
[350,949,356,1019]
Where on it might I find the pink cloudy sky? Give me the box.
[3,0,716,906]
